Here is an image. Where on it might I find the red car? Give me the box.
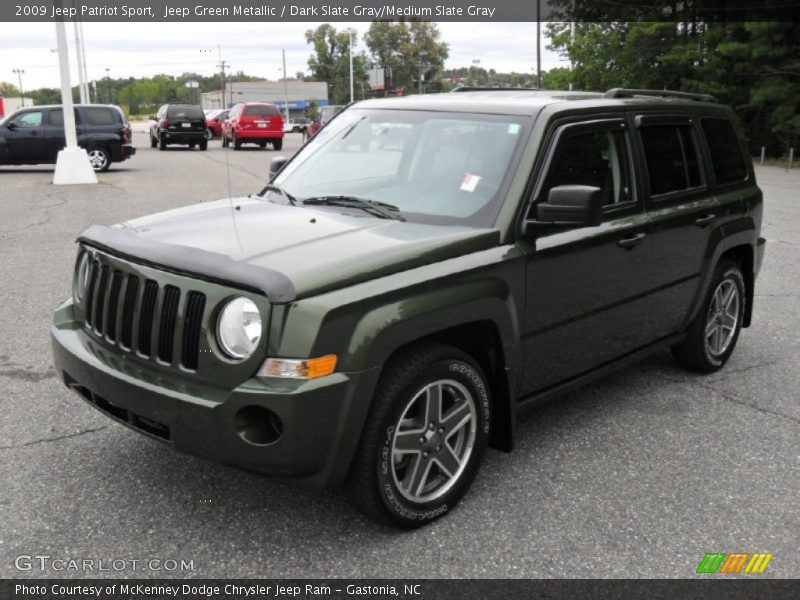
[221,102,284,150]
[204,109,228,139]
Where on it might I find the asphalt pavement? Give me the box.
[0,134,798,578]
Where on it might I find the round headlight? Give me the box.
[74,252,90,302]
[217,297,262,359]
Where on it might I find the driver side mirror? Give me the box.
[6,122,17,130]
[526,185,603,232]
[269,156,288,179]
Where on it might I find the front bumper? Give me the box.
[51,303,380,488]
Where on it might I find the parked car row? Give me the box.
[0,104,134,171]
[0,100,343,171]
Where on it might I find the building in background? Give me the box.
[201,81,328,118]
[0,97,34,116]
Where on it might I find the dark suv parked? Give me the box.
[149,104,207,150]
[52,89,764,528]
[0,104,134,172]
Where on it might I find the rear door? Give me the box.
[632,114,719,337]
[43,107,82,160]
[166,105,205,134]
[242,104,282,133]
[518,116,656,395]
[3,109,46,161]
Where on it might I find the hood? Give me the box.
[110,197,499,300]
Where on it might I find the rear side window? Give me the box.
[167,106,204,119]
[244,105,280,116]
[84,107,118,126]
[640,124,702,196]
[701,117,748,185]
[49,109,81,127]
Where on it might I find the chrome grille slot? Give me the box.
[157,285,181,363]
[84,259,100,328]
[181,291,206,370]
[137,279,159,356]
[105,270,124,342]
[93,266,110,335]
[119,275,139,349]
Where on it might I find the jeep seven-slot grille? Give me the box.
[82,255,206,370]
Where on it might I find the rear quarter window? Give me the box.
[701,117,748,185]
[244,105,280,117]
[84,107,118,126]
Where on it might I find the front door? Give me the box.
[3,109,46,161]
[518,116,656,396]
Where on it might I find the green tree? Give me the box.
[0,81,20,96]
[364,21,449,94]
[305,24,369,104]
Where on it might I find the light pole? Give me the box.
[281,49,290,122]
[105,68,111,103]
[345,28,357,103]
[12,69,25,107]
[471,59,480,86]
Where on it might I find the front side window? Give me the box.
[701,117,748,185]
[272,109,528,227]
[640,124,703,196]
[12,111,43,128]
[539,127,633,207]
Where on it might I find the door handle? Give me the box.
[695,213,717,227]
[617,232,647,249]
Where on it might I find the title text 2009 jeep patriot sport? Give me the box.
[52,88,765,528]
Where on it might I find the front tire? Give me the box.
[346,343,491,528]
[672,260,746,373]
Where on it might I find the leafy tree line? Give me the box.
[546,19,800,156]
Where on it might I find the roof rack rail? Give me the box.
[604,88,717,103]
[450,86,538,93]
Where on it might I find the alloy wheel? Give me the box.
[705,278,740,357]
[87,149,108,171]
[390,379,477,503]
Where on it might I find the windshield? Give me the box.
[273,108,529,227]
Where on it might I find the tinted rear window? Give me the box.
[244,105,280,116]
[49,109,82,126]
[167,106,204,119]
[701,117,748,185]
[85,107,119,126]
[640,124,702,196]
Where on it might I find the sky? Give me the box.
[0,22,564,91]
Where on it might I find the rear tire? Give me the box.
[346,342,491,528]
[199,139,208,151]
[86,145,110,172]
[158,134,167,151]
[233,135,242,150]
[672,260,746,373]
[273,139,283,151]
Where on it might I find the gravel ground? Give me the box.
[0,135,798,578]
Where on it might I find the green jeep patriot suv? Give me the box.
[52,88,765,528]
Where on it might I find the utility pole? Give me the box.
[344,28,357,103]
[569,0,575,91]
[72,12,87,104]
[281,49,290,121]
[78,20,90,101]
[105,68,111,103]
[12,69,25,106]
[53,14,96,185]
[536,0,542,89]
[218,59,228,108]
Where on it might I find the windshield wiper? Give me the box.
[255,184,297,206]
[301,196,406,221]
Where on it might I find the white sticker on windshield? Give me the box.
[508,123,520,135]
[460,173,482,193]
